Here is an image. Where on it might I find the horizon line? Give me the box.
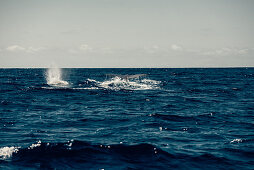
[0,66,253,69]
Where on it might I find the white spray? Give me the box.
[46,65,69,87]
[88,76,161,90]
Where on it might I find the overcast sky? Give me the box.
[0,0,253,68]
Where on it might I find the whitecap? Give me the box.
[0,146,19,159]
[230,138,243,143]
[141,79,161,84]
[88,76,160,91]
[28,140,42,149]
[72,87,99,90]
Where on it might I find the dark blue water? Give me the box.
[0,68,254,169]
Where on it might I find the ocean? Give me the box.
[0,68,253,169]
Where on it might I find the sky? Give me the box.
[0,0,253,68]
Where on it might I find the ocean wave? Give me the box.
[0,140,172,169]
[230,138,243,143]
[0,140,246,169]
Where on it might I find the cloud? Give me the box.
[6,45,45,53]
[79,44,93,52]
[171,44,183,51]
[202,48,250,56]
[26,47,45,53]
[6,45,25,51]
[68,44,93,54]
[237,49,249,54]
[143,45,160,53]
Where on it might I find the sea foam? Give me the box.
[87,76,160,90]
[0,146,19,159]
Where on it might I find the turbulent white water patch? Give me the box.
[73,87,100,90]
[28,140,42,149]
[88,76,160,90]
[46,67,69,87]
[140,79,161,85]
[0,141,42,160]
[0,146,19,159]
[43,72,160,90]
[230,139,243,143]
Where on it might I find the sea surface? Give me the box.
[0,68,253,169]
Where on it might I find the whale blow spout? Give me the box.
[46,67,69,87]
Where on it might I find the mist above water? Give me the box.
[46,67,69,87]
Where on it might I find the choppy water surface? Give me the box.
[0,68,253,169]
